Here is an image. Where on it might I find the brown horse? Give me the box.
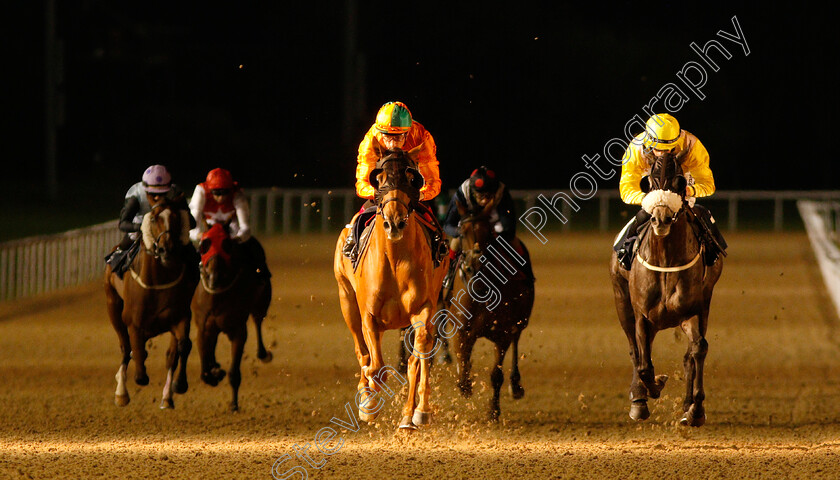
[104,199,197,409]
[609,152,723,426]
[191,223,272,412]
[447,200,534,421]
[334,142,449,430]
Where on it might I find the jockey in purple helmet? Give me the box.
[106,165,198,276]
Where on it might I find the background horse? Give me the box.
[448,200,534,421]
[192,223,272,412]
[104,199,197,409]
[609,152,723,426]
[334,141,449,430]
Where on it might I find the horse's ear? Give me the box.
[369,168,384,189]
[370,135,386,159]
[406,142,424,165]
[199,238,211,255]
[456,198,467,217]
[406,167,424,190]
[640,175,651,193]
[672,175,688,195]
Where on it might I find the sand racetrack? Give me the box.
[2,231,840,479]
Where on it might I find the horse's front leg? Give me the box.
[252,280,273,363]
[160,333,178,409]
[228,325,247,412]
[198,320,224,386]
[411,305,436,427]
[509,331,525,400]
[489,339,511,422]
[360,312,385,421]
[635,315,668,400]
[680,314,708,427]
[172,315,192,395]
[107,289,131,406]
[128,324,149,386]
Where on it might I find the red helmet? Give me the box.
[205,168,235,190]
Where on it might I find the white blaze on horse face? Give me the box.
[382,199,409,241]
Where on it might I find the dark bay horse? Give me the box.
[334,141,449,430]
[104,199,197,409]
[609,152,723,426]
[448,200,534,421]
[192,223,272,412]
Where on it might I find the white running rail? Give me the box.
[798,200,840,320]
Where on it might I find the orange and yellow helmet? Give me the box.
[374,101,413,134]
[643,113,682,150]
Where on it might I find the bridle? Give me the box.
[456,214,488,280]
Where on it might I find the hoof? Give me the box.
[412,409,432,426]
[173,379,188,395]
[258,350,273,363]
[510,383,525,400]
[159,398,174,409]
[398,416,417,431]
[115,394,130,407]
[648,375,668,399]
[230,402,239,413]
[458,380,473,398]
[435,351,452,365]
[488,409,500,423]
[680,405,706,427]
[358,410,379,423]
[135,374,149,386]
[629,400,650,421]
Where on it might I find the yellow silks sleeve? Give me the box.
[618,134,648,205]
[681,134,715,198]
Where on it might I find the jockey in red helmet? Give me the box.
[189,168,271,279]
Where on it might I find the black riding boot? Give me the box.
[692,204,727,265]
[615,210,651,270]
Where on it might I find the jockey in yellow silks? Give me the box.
[614,113,727,269]
[343,101,445,263]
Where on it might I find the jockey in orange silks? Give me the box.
[343,101,445,262]
[189,168,271,279]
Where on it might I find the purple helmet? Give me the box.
[142,165,172,193]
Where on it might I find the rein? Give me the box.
[129,263,185,290]
[200,269,241,295]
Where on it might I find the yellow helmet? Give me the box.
[643,113,681,150]
[374,101,413,134]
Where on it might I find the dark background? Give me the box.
[4,1,838,235]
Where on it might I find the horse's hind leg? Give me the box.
[253,281,273,363]
[680,315,708,427]
[227,325,247,412]
[509,331,525,399]
[489,339,511,422]
[172,317,192,395]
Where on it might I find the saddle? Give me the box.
[345,204,447,271]
[105,239,142,278]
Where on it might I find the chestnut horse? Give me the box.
[609,152,723,426]
[192,223,272,411]
[104,199,197,409]
[448,200,534,421]
[334,142,449,430]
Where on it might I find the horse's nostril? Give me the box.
[383,221,390,230]
[397,221,406,230]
